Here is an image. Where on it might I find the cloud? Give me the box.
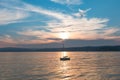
[0,9,29,25]
[47,18,109,32]
[0,0,29,25]
[0,0,120,47]
[0,35,17,44]
[18,3,73,21]
[15,39,120,48]
[14,1,119,42]
[0,41,16,48]
[73,8,91,17]
[18,29,62,44]
[0,35,17,48]
[0,34,17,48]
[0,0,72,24]
[51,0,82,5]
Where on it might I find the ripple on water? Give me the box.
[0,52,120,80]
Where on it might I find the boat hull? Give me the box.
[60,58,70,61]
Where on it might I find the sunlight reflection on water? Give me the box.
[61,51,67,57]
[0,52,120,80]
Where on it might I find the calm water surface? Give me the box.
[0,52,120,80]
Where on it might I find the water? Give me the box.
[0,52,120,80]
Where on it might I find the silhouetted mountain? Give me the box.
[0,46,120,52]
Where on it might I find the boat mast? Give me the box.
[62,39,65,51]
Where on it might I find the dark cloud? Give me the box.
[15,39,120,48]
[0,41,16,48]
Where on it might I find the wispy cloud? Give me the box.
[0,9,29,25]
[51,0,82,5]
[0,0,72,24]
[0,35,18,48]
[13,0,119,42]
[0,0,29,25]
[0,0,120,47]
[18,29,61,44]
[73,8,91,18]
[0,35,16,44]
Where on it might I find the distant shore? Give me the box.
[0,46,120,52]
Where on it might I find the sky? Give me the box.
[0,0,120,48]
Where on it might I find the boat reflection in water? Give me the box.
[60,52,70,61]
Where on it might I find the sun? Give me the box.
[59,32,69,40]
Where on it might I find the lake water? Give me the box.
[0,52,120,80]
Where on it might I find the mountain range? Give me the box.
[0,46,120,52]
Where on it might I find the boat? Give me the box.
[60,56,70,61]
[60,36,70,61]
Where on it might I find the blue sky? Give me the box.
[0,0,120,48]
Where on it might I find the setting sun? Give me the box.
[59,32,69,39]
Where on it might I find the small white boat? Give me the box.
[60,56,70,61]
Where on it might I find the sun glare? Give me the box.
[62,51,67,57]
[59,32,69,40]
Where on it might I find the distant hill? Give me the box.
[0,46,120,52]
